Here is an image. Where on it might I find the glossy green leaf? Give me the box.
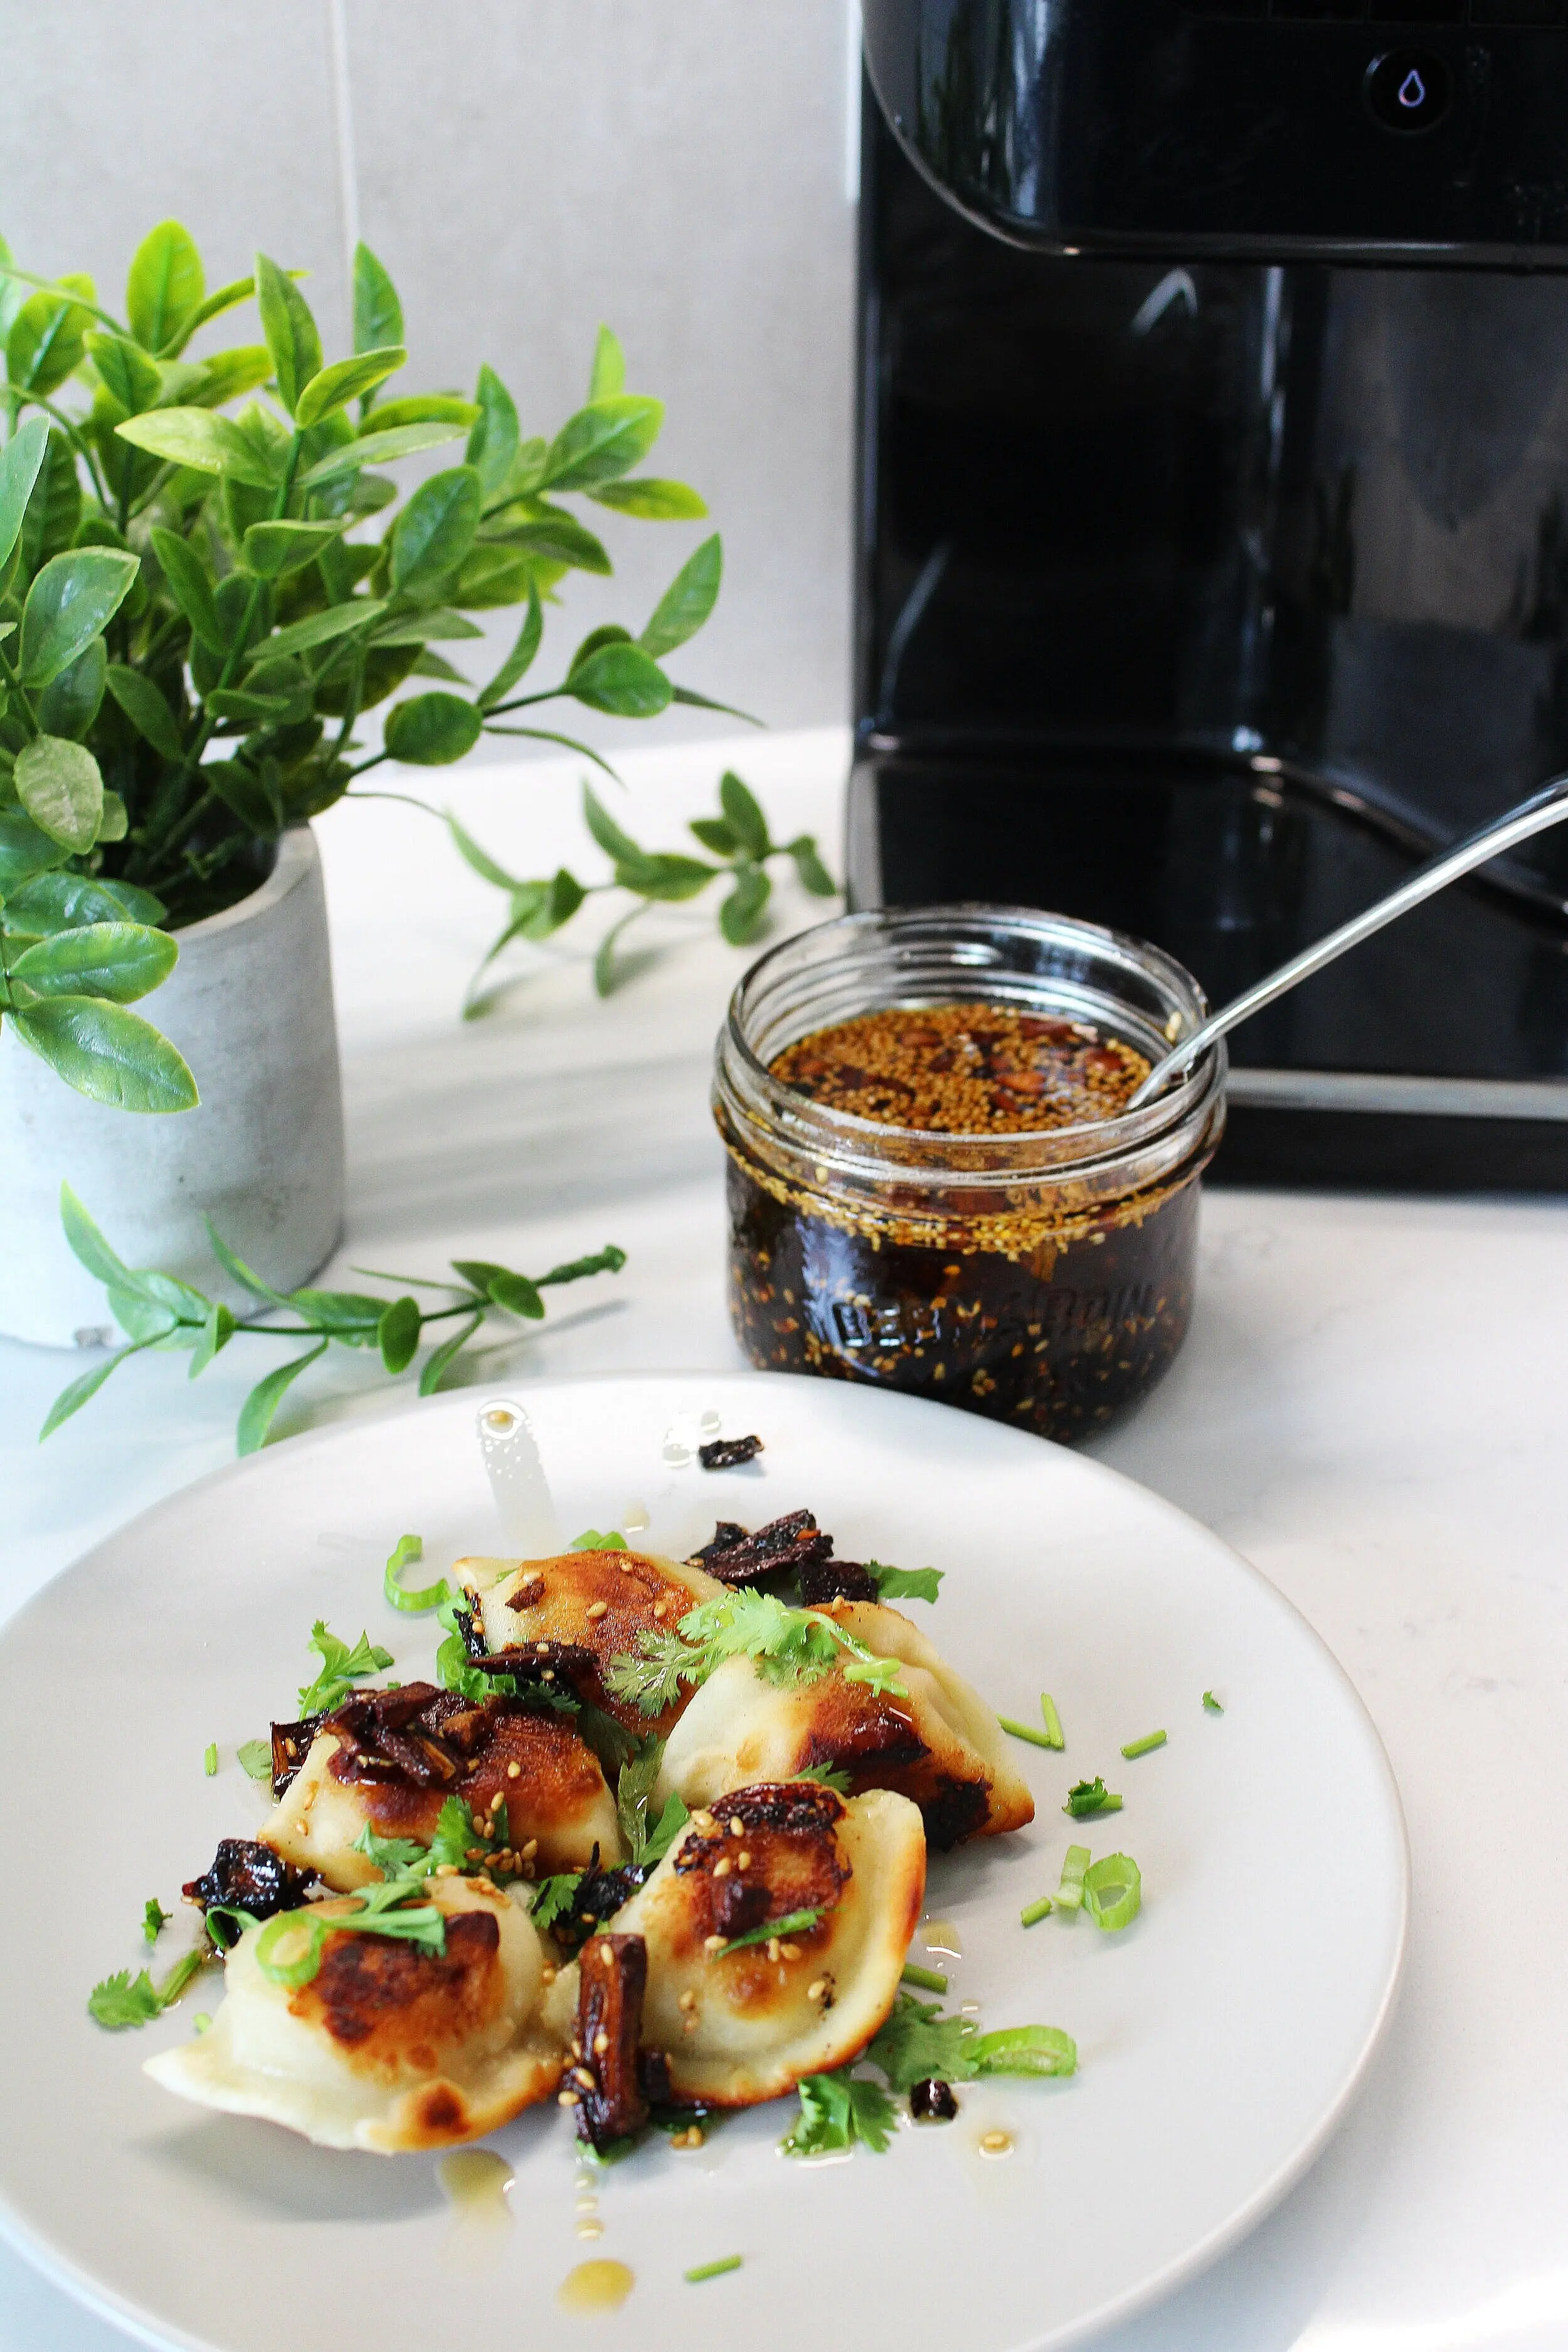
[568,640,671,718]
[592,903,649,999]
[58,1182,133,1286]
[254,251,321,417]
[127,221,203,353]
[669,684,762,725]
[588,325,627,402]
[185,345,273,407]
[719,862,771,944]
[789,835,837,896]
[19,429,81,575]
[105,662,184,759]
[719,770,769,860]
[241,517,347,578]
[582,785,644,866]
[252,599,386,663]
[7,275,95,395]
[236,1340,328,1454]
[295,345,407,428]
[20,549,139,688]
[378,1295,421,1374]
[488,506,610,576]
[39,1340,154,1439]
[13,736,103,850]
[163,272,262,356]
[449,546,540,608]
[618,852,716,904]
[639,534,721,659]
[689,816,739,856]
[36,637,107,740]
[352,242,403,364]
[477,589,543,711]
[366,393,479,433]
[285,1288,384,1342]
[297,420,467,490]
[85,330,162,415]
[467,363,520,499]
[114,406,277,488]
[391,466,482,594]
[589,477,707,521]
[149,526,224,652]
[9,920,177,1002]
[204,1220,292,1308]
[10,995,198,1112]
[383,691,483,766]
[3,868,165,933]
[95,789,129,842]
[189,1300,236,1379]
[0,415,49,571]
[205,760,284,839]
[366,612,480,655]
[445,812,520,889]
[0,808,70,894]
[416,1312,482,1397]
[488,1270,544,1319]
[540,395,663,492]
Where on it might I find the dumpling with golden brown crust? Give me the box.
[145,1877,568,2152]
[458,1547,728,1736]
[261,1685,623,1892]
[654,1601,1034,1850]
[597,1781,925,2107]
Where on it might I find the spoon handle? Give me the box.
[1128,771,1568,1110]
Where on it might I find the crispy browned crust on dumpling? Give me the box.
[605,1782,926,2106]
[262,1708,623,1892]
[654,1601,1034,1848]
[145,1878,567,2153]
[457,1547,728,1735]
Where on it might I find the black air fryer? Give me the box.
[851,0,1568,1188]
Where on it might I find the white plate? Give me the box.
[0,1373,1407,2352]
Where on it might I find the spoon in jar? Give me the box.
[1126,770,1568,1110]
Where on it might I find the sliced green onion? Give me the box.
[193,2013,212,2034]
[973,2023,1076,2077]
[1020,1895,1054,1927]
[1083,1851,1142,1932]
[901,1961,948,1994]
[716,1907,824,1956]
[1120,1729,1167,1760]
[1203,1690,1224,1714]
[999,1715,1059,1750]
[1039,1693,1065,1749]
[685,2257,742,2284]
[384,1532,451,1613]
[203,1742,218,1776]
[253,1895,446,1988]
[1063,1776,1121,1818]
[255,1911,328,1988]
[1056,1843,1090,1910]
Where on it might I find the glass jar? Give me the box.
[713,905,1226,1443]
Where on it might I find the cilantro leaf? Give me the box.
[614,1739,690,1870]
[866,1993,982,2092]
[236,1737,272,1781]
[781,2069,897,2156]
[426,1794,479,1873]
[529,1870,583,1931]
[352,1819,431,1880]
[865,1560,943,1605]
[88,1945,210,2030]
[297,1619,394,1714]
[142,1898,170,1945]
[794,1761,853,1794]
[605,1589,908,1719]
[570,1527,629,1552]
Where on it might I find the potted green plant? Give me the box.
[0,221,752,1345]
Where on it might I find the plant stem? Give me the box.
[0,641,38,737]
[3,386,112,509]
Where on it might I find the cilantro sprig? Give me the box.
[864,1560,943,1605]
[142,1899,170,1946]
[778,1993,1077,2153]
[297,1619,394,1715]
[615,1739,689,1870]
[89,1947,211,2030]
[781,2070,898,2156]
[529,1871,584,1931]
[605,1589,909,1719]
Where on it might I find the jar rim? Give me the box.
[721,902,1225,1180]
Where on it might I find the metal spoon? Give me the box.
[1127,771,1568,1110]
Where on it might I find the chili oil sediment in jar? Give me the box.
[713,909,1226,1444]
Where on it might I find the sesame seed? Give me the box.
[980,2129,1011,2154]
[682,2016,699,2033]
[598,1941,614,1963]
[522,1838,538,1858]
[558,2091,580,2107]
[712,1857,731,1878]
[729,1818,744,1836]
[585,1601,608,1621]
[807,1978,828,2002]
[573,2067,596,2089]
[506,1761,521,1779]
[571,2038,583,2058]
[435,1862,460,1877]
[678,1990,697,2011]
[593,2032,609,2055]
[541,1963,557,1983]
[692,1811,716,1833]
[704,1934,725,1954]
[780,1942,800,1961]
[489,1791,505,1812]
[767,1938,781,1962]
[737,1851,751,1870]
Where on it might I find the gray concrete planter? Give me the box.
[0,826,344,1348]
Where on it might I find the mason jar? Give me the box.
[713,905,1226,1443]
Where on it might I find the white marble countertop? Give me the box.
[4,726,1567,2352]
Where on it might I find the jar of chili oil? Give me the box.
[714,906,1226,1442]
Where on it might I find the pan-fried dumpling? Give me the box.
[601,1780,925,2106]
[655,1601,1034,1849]
[458,1547,728,1735]
[144,1877,568,2152]
[262,1685,623,1892]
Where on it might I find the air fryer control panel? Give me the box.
[864,0,1568,258]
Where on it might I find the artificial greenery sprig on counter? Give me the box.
[0,218,749,1106]
[41,1183,627,1453]
[447,768,836,1011]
